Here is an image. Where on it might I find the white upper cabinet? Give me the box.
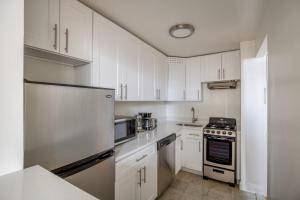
[221,50,241,80]
[201,51,241,82]
[92,13,118,90]
[60,0,93,61]
[140,43,156,101]
[118,31,140,101]
[186,57,202,101]
[201,53,222,82]
[155,52,168,101]
[168,58,186,101]
[25,0,60,52]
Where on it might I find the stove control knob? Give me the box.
[206,130,210,133]
[222,131,227,135]
[211,130,215,134]
[217,131,220,134]
[228,132,232,135]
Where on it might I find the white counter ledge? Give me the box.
[115,121,204,162]
[0,166,98,200]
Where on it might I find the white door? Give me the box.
[92,13,118,94]
[182,131,202,172]
[140,43,156,101]
[155,52,168,101]
[202,53,222,82]
[60,0,92,61]
[175,134,183,174]
[222,50,241,80]
[186,57,202,101]
[24,0,60,52]
[118,31,140,101]
[241,56,267,196]
[115,168,141,200]
[141,152,157,200]
[168,58,186,101]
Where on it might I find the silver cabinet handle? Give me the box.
[180,140,183,150]
[199,141,201,152]
[156,89,159,100]
[64,28,69,53]
[223,68,225,80]
[138,169,142,187]
[143,166,146,183]
[197,90,200,100]
[53,24,58,50]
[218,69,220,80]
[189,133,200,137]
[183,90,186,100]
[136,154,147,162]
[124,84,128,100]
[159,89,161,100]
[264,88,267,104]
[120,84,123,100]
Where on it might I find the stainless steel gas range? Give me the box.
[203,117,237,186]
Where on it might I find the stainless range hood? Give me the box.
[207,80,238,90]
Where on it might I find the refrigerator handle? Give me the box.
[53,149,114,178]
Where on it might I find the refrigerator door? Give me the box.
[24,81,115,170]
[62,151,115,200]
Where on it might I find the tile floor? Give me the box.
[157,171,260,200]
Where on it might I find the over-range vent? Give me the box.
[168,57,186,65]
[207,80,238,90]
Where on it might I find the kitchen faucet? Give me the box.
[191,107,198,123]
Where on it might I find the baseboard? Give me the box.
[181,167,202,176]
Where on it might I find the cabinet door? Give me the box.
[155,52,168,101]
[202,53,222,82]
[186,57,202,101]
[24,0,60,52]
[60,0,92,61]
[115,168,141,200]
[182,131,202,172]
[141,152,157,200]
[140,43,156,101]
[118,31,140,101]
[168,58,186,101]
[175,135,183,174]
[92,13,119,96]
[221,50,241,80]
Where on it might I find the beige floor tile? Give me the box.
[157,171,256,200]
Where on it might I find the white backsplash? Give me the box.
[115,101,168,121]
[115,83,241,126]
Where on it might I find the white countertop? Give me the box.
[115,121,204,162]
[0,166,98,200]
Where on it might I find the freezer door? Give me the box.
[65,154,115,200]
[24,81,115,170]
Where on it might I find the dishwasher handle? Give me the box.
[157,133,176,150]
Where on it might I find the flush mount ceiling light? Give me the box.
[169,24,195,39]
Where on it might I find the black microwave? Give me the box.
[115,115,136,145]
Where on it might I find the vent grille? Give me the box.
[168,57,186,64]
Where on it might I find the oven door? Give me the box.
[204,135,235,170]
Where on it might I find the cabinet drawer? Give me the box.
[116,144,156,181]
[184,129,202,139]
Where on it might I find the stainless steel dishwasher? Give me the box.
[157,133,176,197]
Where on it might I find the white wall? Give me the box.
[0,0,24,175]
[257,1,300,199]
[166,84,241,124]
[115,101,167,121]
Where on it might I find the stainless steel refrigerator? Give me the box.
[24,80,115,200]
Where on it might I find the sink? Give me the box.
[176,123,203,128]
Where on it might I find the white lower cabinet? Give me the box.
[115,144,157,200]
[177,129,203,173]
[175,133,183,174]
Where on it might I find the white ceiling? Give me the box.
[81,0,265,57]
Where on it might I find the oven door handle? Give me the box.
[206,136,234,141]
